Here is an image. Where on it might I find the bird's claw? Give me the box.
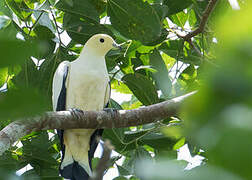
[69,108,84,113]
[69,108,84,119]
[103,108,118,116]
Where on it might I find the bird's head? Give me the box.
[84,34,121,56]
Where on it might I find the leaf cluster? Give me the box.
[0,0,247,179]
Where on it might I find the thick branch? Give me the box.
[0,91,196,155]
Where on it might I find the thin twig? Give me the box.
[50,9,63,45]
[187,39,202,57]
[186,39,219,67]
[28,11,44,35]
[110,69,121,81]
[47,9,63,96]
[89,140,114,180]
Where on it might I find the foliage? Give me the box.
[0,0,250,179]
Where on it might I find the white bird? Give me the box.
[52,34,121,180]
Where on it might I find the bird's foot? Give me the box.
[69,108,84,113]
[69,108,84,119]
[103,108,118,117]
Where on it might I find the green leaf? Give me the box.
[59,46,79,62]
[5,0,32,20]
[0,67,8,86]
[0,38,37,68]
[173,137,185,150]
[103,128,125,152]
[161,52,176,70]
[91,0,107,15]
[111,80,132,94]
[188,9,197,27]
[34,3,55,33]
[149,49,172,98]
[121,96,142,110]
[159,39,184,59]
[33,25,56,59]
[117,165,131,176]
[113,128,126,143]
[139,132,177,150]
[21,169,40,179]
[0,151,19,171]
[0,21,18,39]
[146,28,169,46]
[131,57,147,76]
[0,88,49,121]
[113,176,128,180]
[107,0,161,45]
[55,0,100,22]
[123,146,153,175]
[151,4,169,21]
[39,168,62,179]
[36,57,59,99]
[123,129,149,143]
[21,132,59,170]
[20,132,41,141]
[122,73,159,105]
[63,13,112,44]
[136,159,244,180]
[125,40,142,58]
[170,11,188,27]
[183,43,202,65]
[135,146,152,160]
[0,15,11,30]
[178,65,197,84]
[22,167,62,179]
[109,98,123,109]
[129,176,140,180]
[0,1,12,18]
[34,25,55,40]
[164,0,193,16]
[105,54,118,72]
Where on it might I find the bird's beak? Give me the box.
[112,42,122,51]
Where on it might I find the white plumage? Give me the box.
[52,34,118,179]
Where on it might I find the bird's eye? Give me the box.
[100,38,105,43]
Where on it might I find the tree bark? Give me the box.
[183,0,219,41]
[0,91,195,155]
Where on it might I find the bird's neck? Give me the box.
[80,46,104,58]
[74,48,107,71]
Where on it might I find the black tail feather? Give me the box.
[60,161,89,180]
[59,162,74,179]
[57,129,103,180]
[72,161,90,180]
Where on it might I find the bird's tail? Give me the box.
[59,161,90,180]
[57,129,103,180]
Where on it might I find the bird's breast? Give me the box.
[66,71,109,111]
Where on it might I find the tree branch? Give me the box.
[0,91,196,155]
[89,140,114,180]
[174,0,219,66]
[183,0,219,41]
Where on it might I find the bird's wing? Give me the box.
[104,81,111,107]
[52,61,72,178]
[52,61,70,111]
